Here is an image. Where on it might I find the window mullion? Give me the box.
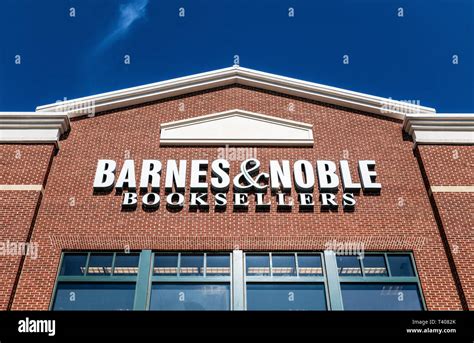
[84,252,91,276]
[294,253,299,277]
[133,250,153,310]
[359,254,365,277]
[269,253,273,277]
[323,250,344,310]
[111,253,116,275]
[384,253,392,277]
[177,253,181,277]
[232,250,245,310]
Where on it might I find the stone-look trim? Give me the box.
[0,185,44,192]
[160,109,314,146]
[0,112,70,147]
[35,66,435,120]
[431,186,474,193]
[403,113,474,145]
[3,70,473,147]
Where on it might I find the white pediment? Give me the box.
[160,109,313,146]
[36,66,436,120]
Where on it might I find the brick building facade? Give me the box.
[0,67,472,311]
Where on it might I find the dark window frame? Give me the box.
[336,252,426,310]
[243,252,329,311]
[50,250,426,311]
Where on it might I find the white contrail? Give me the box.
[98,0,149,50]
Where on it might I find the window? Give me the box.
[114,253,139,275]
[272,254,297,276]
[150,253,231,310]
[297,254,323,276]
[153,253,178,275]
[245,253,327,310]
[179,254,204,276]
[87,253,113,275]
[246,283,326,311]
[387,255,415,276]
[149,284,230,311]
[52,251,425,311]
[362,255,388,277]
[206,254,231,276]
[340,283,423,310]
[53,252,140,311]
[59,253,87,276]
[337,255,362,276]
[53,283,135,311]
[336,253,424,310]
[246,254,270,276]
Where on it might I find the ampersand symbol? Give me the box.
[233,158,269,192]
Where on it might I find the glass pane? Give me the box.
[246,283,326,310]
[113,253,139,275]
[53,283,135,311]
[272,255,296,276]
[246,254,270,276]
[341,283,423,310]
[206,254,230,276]
[297,254,323,276]
[180,254,204,276]
[149,283,230,310]
[154,254,178,275]
[87,253,113,275]
[388,255,415,277]
[337,255,362,276]
[60,253,87,276]
[362,255,388,276]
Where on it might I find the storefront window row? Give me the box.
[51,251,426,311]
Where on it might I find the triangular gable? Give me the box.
[160,109,313,146]
[35,66,436,120]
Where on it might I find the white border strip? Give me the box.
[431,186,474,193]
[0,112,70,146]
[160,109,314,146]
[403,113,474,145]
[0,184,44,191]
[36,66,436,120]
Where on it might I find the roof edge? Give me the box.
[35,66,436,120]
[403,113,474,145]
[0,112,70,148]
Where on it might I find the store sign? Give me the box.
[93,158,381,211]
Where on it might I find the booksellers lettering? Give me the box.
[93,158,381,212]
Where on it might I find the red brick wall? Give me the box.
[418,145,474,309]
[0,144,54,309]
[5,86,465,310]
[1,145,54,184]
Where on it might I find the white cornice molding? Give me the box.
[35,66,436,120]
[0,112,70,147]
[403,113,474,145]
[160,109,314,146]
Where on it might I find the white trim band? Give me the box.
[431,186,474,193]
[0,184,44,192]
[160,109,314,146]
[36,66,435,120]
[0,112,70,146]
[403,113,474,144]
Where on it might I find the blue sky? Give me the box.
[0,0,472,112]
